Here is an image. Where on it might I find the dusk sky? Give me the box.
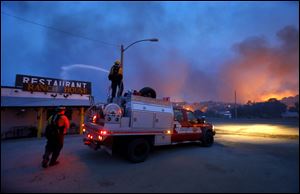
[1,1,299,103]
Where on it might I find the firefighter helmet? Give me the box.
[56,106,66,111]
[114,60,121,65]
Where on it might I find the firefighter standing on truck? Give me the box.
[108,60,123,102]
[42,106,70,168]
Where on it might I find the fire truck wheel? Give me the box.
[127,138,150,163]
[201,130,214,147]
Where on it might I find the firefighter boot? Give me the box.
[42,152,51,168]
[42,158,49,168]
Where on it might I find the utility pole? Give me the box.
[120,44,124,74]
[119,39,158,97]
[234,90,237,119]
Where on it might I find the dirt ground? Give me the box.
[1,120,299,193]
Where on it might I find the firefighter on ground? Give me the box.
[42,106,70,168]
[108,60,123,102]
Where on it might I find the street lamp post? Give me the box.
[118,38,158,96]
[120,38,159,74]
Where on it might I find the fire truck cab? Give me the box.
[172,108,215,145]
[83,90,215,163]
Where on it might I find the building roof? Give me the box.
[1,86,93,107]
[1,96,91,107]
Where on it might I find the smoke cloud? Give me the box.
[218,25,299,103]
[2,2,299,103]
[130,26,299,103]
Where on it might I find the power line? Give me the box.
[1,11,120,48]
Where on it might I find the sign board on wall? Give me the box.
[15,74,92,95]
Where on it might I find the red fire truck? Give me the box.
[83,89,215,163]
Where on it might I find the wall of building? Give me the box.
[1,108,39,138]
[69,107,87,134]
[1,107,86,139]
[1,108,37,131]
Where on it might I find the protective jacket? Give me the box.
[108,64,123,82]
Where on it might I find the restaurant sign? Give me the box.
[15,74,92,95]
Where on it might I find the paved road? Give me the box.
[1,122,299,193]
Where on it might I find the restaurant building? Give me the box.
[1,74,94,139]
